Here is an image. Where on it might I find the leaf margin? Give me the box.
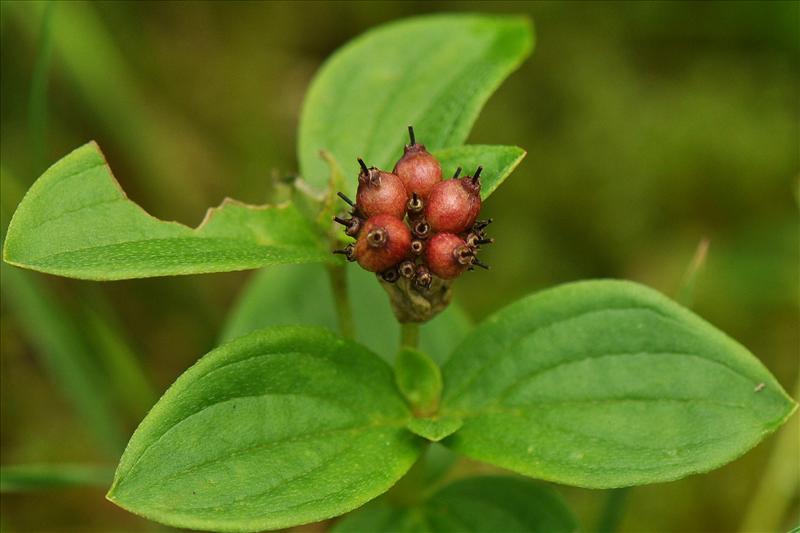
[107,325,424,532]
[3,142,333,281]
[439,279,798,489]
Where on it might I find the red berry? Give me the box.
[425,166,482,234]
[393,126,442,200]
[355,159,407,219]
[426,233,474,280]
[354,214,411,272]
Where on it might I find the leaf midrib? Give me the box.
[489,350,761,406]
[118,347,408,483]
[124,411,402,501]
[443,305,678,404]
[455,409,749,466]
[21,237,323,266]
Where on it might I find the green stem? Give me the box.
[596,487,630,533]
[326,264,355,338]
[401,323,419,349]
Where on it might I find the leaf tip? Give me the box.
[105,483,121,507]
[503,14,536,56]
[784,394,799,418]
[1,240,12,264]
[407,415,463,442]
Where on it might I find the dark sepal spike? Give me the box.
[476,238,494,246]
[357,158,369,175]
[408,125,416,146]
[412,220,431,239]
[472,258,490,270]
[472,166,483,184]
[453,167,462,179]
[333,216,349,227]
[333,247,355,262]
[399,260,416,279]
[408,192,423,213]
[381,268,400,283]
[474,218,493,230]
[337,192,355,208]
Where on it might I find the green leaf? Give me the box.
[332,501,422,533]
[221,263,472,364]
[432,145,526,200]
[1,464,113,492]
[299,14,534,194]
[422,477,578,532]
[107,326,421,532]
[407,416,463,443]
[3,143,331,280]
[2,167,130,455]
[220,263,338,343]
[333,476,578,532]
[395,347,443,417]
[440,280,798,488]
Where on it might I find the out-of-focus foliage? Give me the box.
[1,1,797,532]
[298,13,532,195]
[333,476,579,533]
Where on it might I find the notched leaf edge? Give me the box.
[3,141,333,277]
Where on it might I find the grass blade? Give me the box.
[1,464,113,492]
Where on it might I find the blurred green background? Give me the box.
[1,1,798,532]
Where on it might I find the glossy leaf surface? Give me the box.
[441,280,797,488]
[108,327,421,532]
[4,143,330,280]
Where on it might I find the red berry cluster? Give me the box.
[333,127,492,287]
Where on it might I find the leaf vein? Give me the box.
[444,305,674,404]
[491,351,757,405]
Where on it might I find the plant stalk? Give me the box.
[400,323,419,349]
[596,487,630,533]
[326,264,355,339]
